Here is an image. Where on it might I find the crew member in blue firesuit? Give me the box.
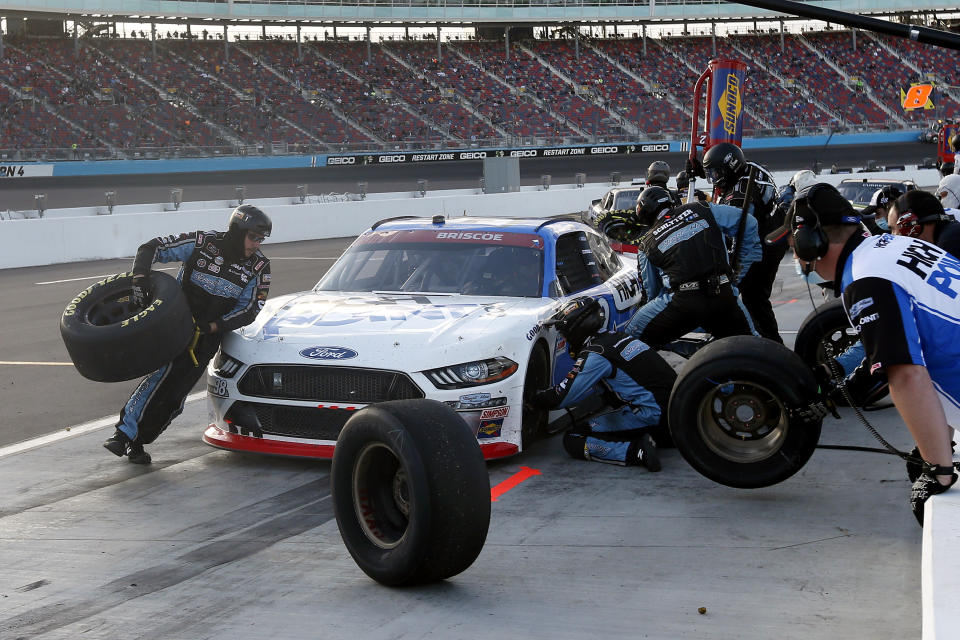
[624,186,762,347]
[527,296,676,469]
[103,205,272,464]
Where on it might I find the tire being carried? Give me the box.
[669,335,823,489]
[60,271,194,383]
[332,399,490,586]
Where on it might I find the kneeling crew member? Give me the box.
[527,297,676,470]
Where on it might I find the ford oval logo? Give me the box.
[299,346,358,360]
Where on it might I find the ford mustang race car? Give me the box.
[204,216,644,460]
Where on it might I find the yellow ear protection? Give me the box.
[791,184,831,262]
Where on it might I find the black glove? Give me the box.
[685,156,705,179]
[198,320,218,334]
[131,274,152,308]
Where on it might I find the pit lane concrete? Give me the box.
[0,247,932,639]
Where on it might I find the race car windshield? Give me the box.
[837,182,911,206]
[613,190,642,210]
[316,242,543,297]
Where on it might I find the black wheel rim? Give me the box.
[696,379,789,463]
[352,442,409,550]
[815,324,859,367]
[83,288,141,326]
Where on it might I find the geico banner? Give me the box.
[324,143,676,166]
[0,164,54,178]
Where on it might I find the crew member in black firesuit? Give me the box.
[646,160,682,206]
[527,297,675,469]
[690,143,783,342]
[624,186,761,348]
[103,205,273,463]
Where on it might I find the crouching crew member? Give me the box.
[527,297,676,470]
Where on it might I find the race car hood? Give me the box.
[227,291,553,369]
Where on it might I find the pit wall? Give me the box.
[0,167,944,270]
[0,130,927,178]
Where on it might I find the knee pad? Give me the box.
[562,431,588,461]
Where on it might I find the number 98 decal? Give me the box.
[208,376,229,398]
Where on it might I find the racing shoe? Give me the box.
[103,429,131,458]
[102,429,151,465]
[126,442,152,465]
[628,432,661,472]
[909,468,957,526]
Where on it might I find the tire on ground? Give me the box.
[669,335,822,489]
[59,271,194,383]
[332,399,490,586]
[521,343,550,448]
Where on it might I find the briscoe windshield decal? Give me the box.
[299,346,359,360]
[355,229,541,248]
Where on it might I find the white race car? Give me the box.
[204,215,643,460]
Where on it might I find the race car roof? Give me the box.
[364,216,588,241]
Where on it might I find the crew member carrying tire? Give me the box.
[624,186,761,348]
[691,143,783,343]
[103,205,273,464]
[526,297,675,469]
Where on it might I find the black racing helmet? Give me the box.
[545,296,605,355]
[646,160,671,187]
[675,170,690,192]
[636,186,675,227]
[702,142,746,190]
[225,204,272,259]
[228,204,273,238]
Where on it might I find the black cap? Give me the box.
[765,183,860,245]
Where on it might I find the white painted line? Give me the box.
[0,390,206,459]
[37,266,178,286]
[0,361,74,366]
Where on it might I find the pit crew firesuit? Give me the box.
[718,162,783,342]
[528,331,676,465]
[115,231,270,445]
[625,202,761,347]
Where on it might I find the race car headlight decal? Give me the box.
[213,352,244,379]
[423,357,518,389]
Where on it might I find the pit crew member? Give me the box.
[103,205,272,464]
[527,297,675,469]
[766,183,960,524]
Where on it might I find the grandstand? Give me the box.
[0,2,958,161]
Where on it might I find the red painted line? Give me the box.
[490,466,541,502]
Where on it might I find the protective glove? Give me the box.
[198,320,219,334]
[685,155,705,179]
[131,274,153,308]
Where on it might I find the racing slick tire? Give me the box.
[793,299,887,407]
[521,343,551,448]
[668,336,823,489]
[59,271,194,383]
[793,298,857,371]
[331,399,490,586]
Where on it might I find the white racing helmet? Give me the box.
[789,170,818,192]
[937,174,960,210]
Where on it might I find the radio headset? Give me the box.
[790,185,918,463]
